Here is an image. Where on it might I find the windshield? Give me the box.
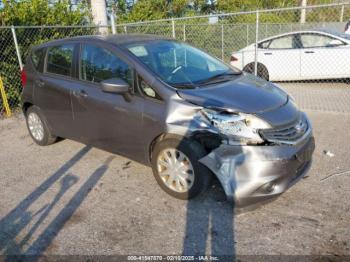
[123,40,241,89]
[331,31,350,41]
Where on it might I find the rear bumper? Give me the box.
[199,136,315,207]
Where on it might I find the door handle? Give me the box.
[73,90,88,98]
[304,51,315,54]
[264,52,272,55]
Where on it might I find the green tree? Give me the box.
[127,0,168,22]
[124,0,190,22]
[107,0,131,23]
[171,0,189,17]
[216,0,298,13]
[0,0,91,26]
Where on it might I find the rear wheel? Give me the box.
[25,106,57,146]
[151,138,212,200]
[243,63,269,81]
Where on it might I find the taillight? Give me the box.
[230,55,238,62]
[21,69,27,87]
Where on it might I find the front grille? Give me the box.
[260,116,309,145]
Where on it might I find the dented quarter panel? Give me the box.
[164,93,219,137]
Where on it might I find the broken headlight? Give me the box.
[201,109,271,145]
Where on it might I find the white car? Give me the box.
[230,30,350,81]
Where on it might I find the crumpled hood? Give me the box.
[177,73,288,114]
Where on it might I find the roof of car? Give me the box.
[34,34,171,48]
[257,29,350,43]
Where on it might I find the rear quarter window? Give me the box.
[31,48,45,71]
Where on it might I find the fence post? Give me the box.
[11,26,23,71]
[183,24,186,41]
[221,24,224,61]
[172,18,176,38]
[246,24,249,46]
[340,4,345,22]
[0,77,12,117]
[254,10,259,76]
[110,13,116,34]
[300,0,307,24]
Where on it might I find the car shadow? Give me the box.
[176,99,244,258]
[182,180,236,258]
[0,145,114,260]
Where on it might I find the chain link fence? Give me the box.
[1,2,350,117]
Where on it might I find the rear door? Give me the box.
[70,42,145,161]
[258,34,301,81]
[300,32,350,79]
[34,43,76,138]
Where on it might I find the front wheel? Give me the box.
[151,138,212,200]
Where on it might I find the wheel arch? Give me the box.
[148,131,223,163]
[22,102,33,114]
[148,133,186,163]
[243,62,269,81]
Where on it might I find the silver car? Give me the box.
[21,34,315,207]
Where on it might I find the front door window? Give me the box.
[80,44,133,86]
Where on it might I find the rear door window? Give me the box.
[300,33,344,48]
[46,44,74,76]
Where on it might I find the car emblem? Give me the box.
[295,121,304,133]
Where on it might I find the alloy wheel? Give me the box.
[27,112,44,141]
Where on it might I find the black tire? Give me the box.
[151,138,212,200]
[243,63,269,81]
[25,106,57,146]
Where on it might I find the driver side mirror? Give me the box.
[101,78,130,94]
[101,78,132,102]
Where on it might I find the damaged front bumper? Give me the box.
[199,136,315,207]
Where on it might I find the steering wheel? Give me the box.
[166,65,183,82]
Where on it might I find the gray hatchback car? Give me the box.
[21,34,315,207]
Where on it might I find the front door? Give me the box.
[71,43,145,162]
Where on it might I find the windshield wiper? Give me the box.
[171,83,197,89]
[197,70,241,85]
